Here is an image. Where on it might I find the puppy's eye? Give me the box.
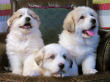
[30,14,33,17]
[80,16,85,19]
[30,14,36,19]
[50,55,55,59]
[91,14,94,16]
[19,15,22,18]
[63,55,66,59]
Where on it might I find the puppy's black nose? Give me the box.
[26,17,30,21]
[59,63,64,69]
[91,19,96,24]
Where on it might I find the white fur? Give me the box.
[23,54,42,76]
[59,6,99,74]
[6,8,44,75]
[23,43,78,77]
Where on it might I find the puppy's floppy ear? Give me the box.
[8,11,21,27]
[63,14,75,33]
[69,59,73,68]
[35,48,45,65]
[31,12,41,27]
[35,15,40,26]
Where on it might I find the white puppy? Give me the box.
[59,6,99,74]
[23,44,78,77]
[6,8,44,75]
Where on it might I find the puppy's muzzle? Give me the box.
[91,19,96,24]
[25,17,31,22]
[91,19,96,29]
[20,17,32,29]
[82,18,96,37]
[59,63,64,70]
[52,63,65,77]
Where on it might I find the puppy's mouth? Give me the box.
[20,23,32,29]
[53,70,65,75]
[82,26,96,37]
[58,70,65,74]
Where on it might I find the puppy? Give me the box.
[59,6,99,74]
[23,44,78,77]
[6,8,44,75]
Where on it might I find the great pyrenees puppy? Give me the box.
[59,6,99,74]
[23,44,78,77]
[6,8,44,75]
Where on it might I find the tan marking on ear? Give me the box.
[35,48,45,65]
[31,11,40,26]
[7,12,21,27]
[63,14,75,33]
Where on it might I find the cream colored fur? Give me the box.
[59,6,99,74]
[23,43,78,77]
[6,8,44,75]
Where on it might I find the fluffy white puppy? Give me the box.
[23,43,78,77]
[59,6,99,74]
[6,8,44,75]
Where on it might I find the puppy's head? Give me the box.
[7,8,40,33]
[35,44,72,76]
[63,6,98,38]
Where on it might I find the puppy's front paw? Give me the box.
[83,69,98,75]
[30,71,41,76]
[23,70,41,76]
[12,69,22,75]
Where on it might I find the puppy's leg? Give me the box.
[82,54,97,74]
[8,55,22,75]
[71,60,79,76]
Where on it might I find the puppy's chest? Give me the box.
[8,38,37,55]
[69,42,93,56]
